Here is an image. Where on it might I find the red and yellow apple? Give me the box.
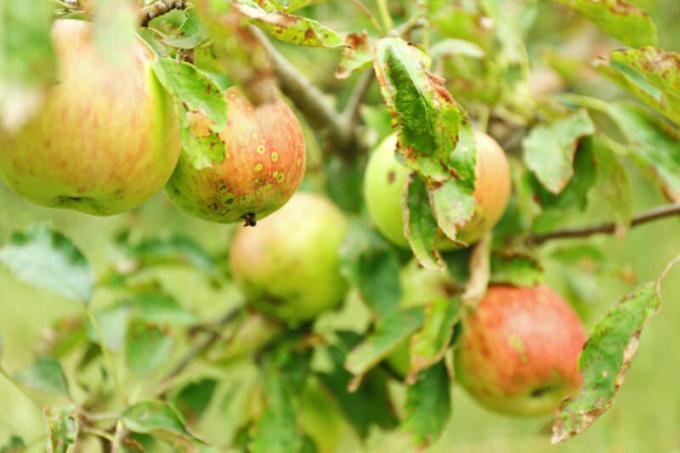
[455,285,586,416]
[166,87,306,224]
[0,19,180,215]
[363,131,510,247]
[229,192,348,324]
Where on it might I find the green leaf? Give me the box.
[152,57,227,126]
[44,407,78,453]
[235,0,344,48]
[122,401,198,441]
[250,367,303,453]
[356,250,402,319]
[552,0,657,48]
[593,138,633,232]
[161,9,209,50]
[429,38,486,60]
[262,0,324,12]
[429,166,476,244]
[523,110,595,194]
[490,251,544,287]
[0,436,24,453]
[336,32,373,79]
[407,298,461,381]
[126,292,197,326]
[173,378,218,423]
[125,320,174,377]
[15,357,69,397]
[404,175,444,271]
[0,0,56,131]
[595,48,679,125]
[553,282,660,443]
[0,224,94,303]
[606,103,680,200]
[403,362,451,447]
[345,308,425,376]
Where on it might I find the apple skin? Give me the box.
[0,19,180,216]
[363,130,510,247]
[166,87,306,224]
[229,192,348,324]
[455,285,586,416]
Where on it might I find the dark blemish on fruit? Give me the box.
[243,212,257,227]
[387,170,396,184]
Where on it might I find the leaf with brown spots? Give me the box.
[336,32,374,79]
[235,0,344,48]
[552,282,660,443]
[552,0,657,48]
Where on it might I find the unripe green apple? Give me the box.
[455,285,586,416]
[0,19,180,215]
[166,87,306,225]
[363,131,510,247]
[229,192,348,324]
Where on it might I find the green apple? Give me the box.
[455,285,586,416]
[166,87,306,225]
[229,192,348,324]
[363,130,511,248]
[0,19,179,215]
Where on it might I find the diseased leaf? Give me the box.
[125,320,174,377]
[122,401,198,441]
[553,0,657,48]
[44,407,78,453]
[407,298,461,382]
[235,0,344,48]
[345,308,425,376]
[595,48,679,125]
[404,175,444,271]
[14,357,69,397]
[0,224,94,303]
[606,103,680,201]
[523,110,595,194]
[553,283,660,443]
[336,32,373,79]
[403,362,451,447]
[593,138,633,233]
[490,251,544,287]
[0,0,56,131]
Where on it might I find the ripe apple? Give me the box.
[363,130,510,247]
[229,192,348,324]
[455,285,586,416]
[166,87,306,225]
[0,19,180,215]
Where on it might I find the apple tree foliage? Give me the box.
[1,0,680,451]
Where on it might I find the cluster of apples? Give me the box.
[0,19,586,418]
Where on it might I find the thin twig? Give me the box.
[139,0,186,27]
[341,70,375,126]
[527,203,680,246]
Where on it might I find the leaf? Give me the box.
[407,298,461,382]
[125,320,174,377]
[593,138,633,232]
[595,48,680,125]
[552,282,660,443]
[403,362,451,447]
[126,292,197,326]
[0,436,25,453]
[15,357,69,397]
[317,334,398,439]
[404,175,444,271]
[152,57,227,126]
[606,103,680,201]
[345,308,425,376]
[429,38,486,60]
[122,401,198,441]
[44,407,78,453]
[552,0,657,48]
[173,378,218,423]
[161,9,209,50]
[262,0,324,12]
[250,367,303,453]
[523,110,595,194]
[0,224,94,303]
[0,0,56,131]
[490,251,544,287]
[336,32,373,79]
[235,0,344,48]
[373,37,466,180]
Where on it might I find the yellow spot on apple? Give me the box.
[274,172,285,183]
[271,152,279,162]
[296,158,302,167]
[257,145,266,154]
[254,163,263,172]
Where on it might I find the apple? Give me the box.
[363,130,510,247]
[385,260,461,377]
[455,285,586,416]
[0,19,180,216]
[166,87,306,225]
[229,192,348,324]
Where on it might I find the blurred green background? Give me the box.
[2,0,680,451]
